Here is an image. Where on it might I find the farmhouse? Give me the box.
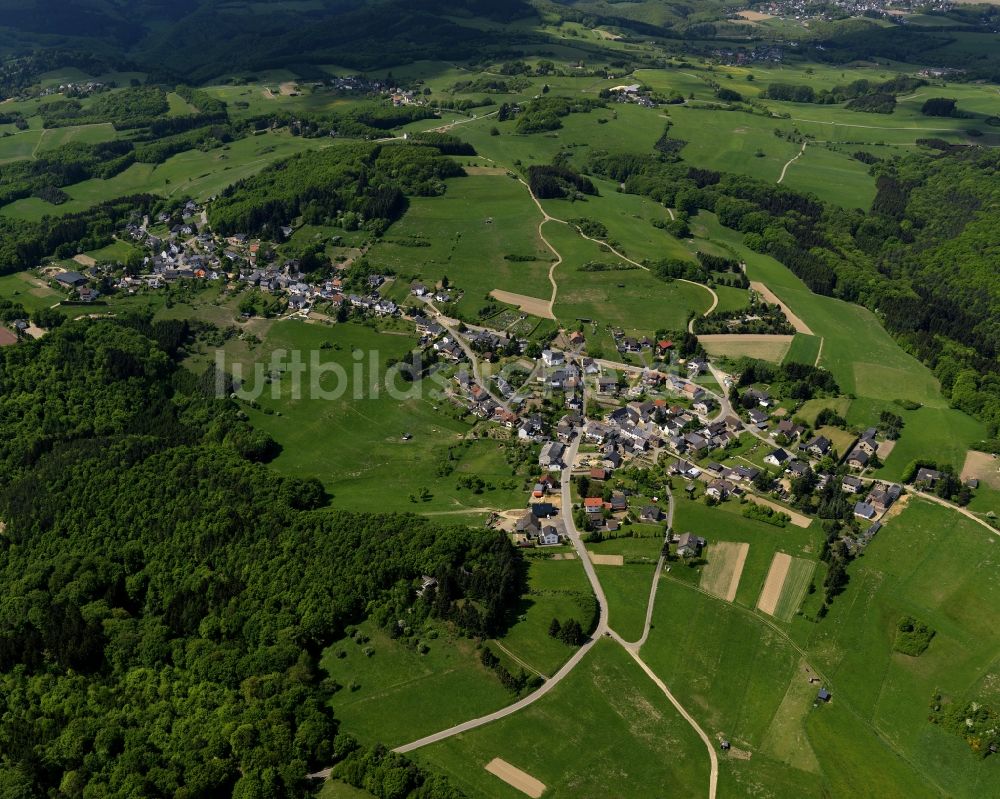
[640,505,663,522]
[765,448,790,467]
[915,467,942,487]
[677,532,706,558]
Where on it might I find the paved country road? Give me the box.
[387,432,720,799]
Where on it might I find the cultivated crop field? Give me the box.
[699,541,750,602]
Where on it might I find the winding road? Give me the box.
[516,177,719,322]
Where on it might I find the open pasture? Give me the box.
[494,554,598,678]
[368,174,554,320]
[214,320,531,514]
[321,621,512,748]
[415,640,710,799]
[805,499,1000,796]
[783,332,822,366]
[545,222,712,335]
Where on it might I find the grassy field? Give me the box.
[546,221,713,335]
[414,640,711,798]
[0,271,62,314]
[203,319,532,514]
[803,499,1000,797]
[700,334,793,363]
[771,557,816,623]
[321,620,512,749]
[783,332,822,366]
[671,497,820,610]
[367,174,554,320]
[492,553,596,677]
[587,535,663,641]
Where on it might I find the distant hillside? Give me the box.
[0,0,540,82]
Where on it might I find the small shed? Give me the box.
[817,688,831,702]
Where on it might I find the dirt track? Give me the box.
[749,282,813,334]
[485,759,546,798]
[757,552,791,616]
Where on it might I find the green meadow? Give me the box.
[545,221,712,334]
[208,319,531,515]
[783,332,822,366]
[367,173,554,318]
[491,553,597,678]
[672,497,820,610]
[415,640,711,799]
[321,620,512,749]
[804,499,1000,797]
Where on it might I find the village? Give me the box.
[14,200,979,572]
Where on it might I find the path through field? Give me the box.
[515,177,718,323]
[777,140,806,184]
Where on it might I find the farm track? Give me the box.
[777,140,807,184]
[515,177,719,323]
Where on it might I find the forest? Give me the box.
[0,317,525,798]
[208,141,465,237]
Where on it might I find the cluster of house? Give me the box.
[409,281,458,304]
[512,474,564,547]
[669,457,764,500]
[606,84,657,108]
[712,45,786,65]
[41,80,105,97]
[841,479,903,548]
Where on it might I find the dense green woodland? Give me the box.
[0,320,522,797]
[208,141,465,237]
